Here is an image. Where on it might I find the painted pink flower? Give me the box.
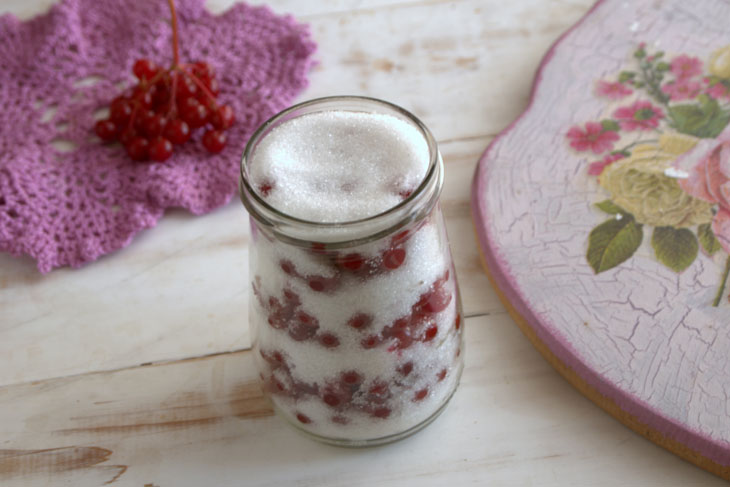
[613,100,664,131]
[670,55,703,80]
[596,80,633,99]
[566,122,619,154]
[704,77,730,100]
[661,79,702,101]
[588,152,626,176]
[676,125,730,253]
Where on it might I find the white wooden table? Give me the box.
[0,0,725,485]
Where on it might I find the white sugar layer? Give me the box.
[249,110,430,222]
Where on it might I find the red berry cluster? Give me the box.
[277,228,417,296]
[93,0,235,162]
[94,59,234,162]
[254,269,453,354]
[259,349,451,424]
[359,270,453,352]
[252,282,342,348]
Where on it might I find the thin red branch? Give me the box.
[167,0,180,67]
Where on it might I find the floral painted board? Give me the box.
[472,0,730,479]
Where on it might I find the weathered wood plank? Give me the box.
[0,314,723,486]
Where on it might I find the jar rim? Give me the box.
[239,95,441,238]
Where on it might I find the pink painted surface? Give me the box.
[472,0,730,467]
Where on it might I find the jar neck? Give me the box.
[239,96,443,248]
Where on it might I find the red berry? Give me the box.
[163,119,191,145]
[371,407,391,419]
[152,79,170,108]
[279,259,297,276]
[383,247,406,270]
[455,313,461,330]
[337,253,364,272]
[125,136,149,161]
[367,382,390,404]
[437,369,447,382]
[318,333,340,349]
[192,61,214,80]
[341,371,363,386]
[391,230,410,245]
[142,113,167,137]
[177,74,199,99]
[133,58,158,81]
[258,181,274,197]
[119,128,137,146]
[94,119,118,141]
[348,313,372,331]
[283,289,300,305]
[310,242,328,254]
[331,415,349,425]
[361,334,382,349]
[207,77,220,96]
[289,312,319,341]
[418,288,452,314]
[182,101,209,129]
[131,86,154,108]
[296,413,312,424]
[424,325,438,341]
[202,129,227,153]
[414,388,429,401]
[211,105,235,130]
[397,361,414,376]
[110,97,133,125]
[323,393,341,407]
[307,274,339,293]
[149,136,174,162]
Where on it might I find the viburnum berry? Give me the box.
[94,0,235,163]
[202,129,227,153]
[94,119,118,141]
[211,105,235,130]
[149,136,174,162]
[133,59,158,81]
[164,119,191,144]
[126,136,149,161]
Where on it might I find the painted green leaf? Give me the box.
[698,110,730,138]
[652,226,699,272]
[595,200,625,215]
[669,98,730,138]
[601,119,620,132]
[618,71,635,83]
[587,217,643,273]
[698,223,722,255]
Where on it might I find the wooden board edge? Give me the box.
[471,224,730,481]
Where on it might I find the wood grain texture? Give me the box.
[0,315,724,486]
[472,0,730,478]
[0,0,585,385]
[3,0,722,484]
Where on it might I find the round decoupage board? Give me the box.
[471,0,730,480]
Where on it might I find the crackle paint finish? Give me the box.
[473,0,730,477]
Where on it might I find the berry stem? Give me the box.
[181,68,220,108]
[168,0,180,67]
[167,72,179,119]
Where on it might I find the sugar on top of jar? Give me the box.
[247,110,430,223]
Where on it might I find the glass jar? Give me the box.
[239,96,464,447]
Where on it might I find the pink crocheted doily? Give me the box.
[0,0,316,273]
